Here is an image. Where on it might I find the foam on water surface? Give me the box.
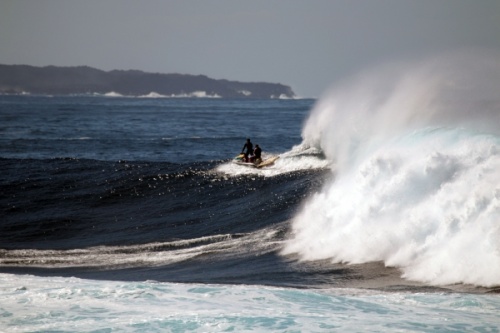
[1,274,499,332]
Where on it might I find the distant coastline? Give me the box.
[0,64,296,99]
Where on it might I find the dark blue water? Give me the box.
[1,96,341,287]
[0,96,310,162]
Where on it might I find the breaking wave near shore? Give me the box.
[284,52,500,287]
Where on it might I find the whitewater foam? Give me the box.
[284,52,500,287]
[139,92,168,98]
[103,91,124,97]
[0,226,283,270]
[96,91,222,98]
[2,273,499,332]
[216,147,330,177]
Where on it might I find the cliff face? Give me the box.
[0,65,295,99]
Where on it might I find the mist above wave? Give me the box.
[302,51,499,172]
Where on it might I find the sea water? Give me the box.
[1,52,500,332]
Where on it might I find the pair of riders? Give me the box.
[241,138,262,163]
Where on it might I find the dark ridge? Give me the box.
[0,64,295,99]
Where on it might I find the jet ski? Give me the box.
[232,153,279,168]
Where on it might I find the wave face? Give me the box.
[0,157,328,286]
[284,52,500,287]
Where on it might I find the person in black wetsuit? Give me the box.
[241,138,253,162]
[251,144,262,163]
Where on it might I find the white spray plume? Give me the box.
[301,52,500,174]
[284,51,500,287]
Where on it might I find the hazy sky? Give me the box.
[1,0,499,97]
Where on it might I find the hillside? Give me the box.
[0,65,295,99]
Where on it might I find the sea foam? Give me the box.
[284,51,500,287]
[2,273,499,332]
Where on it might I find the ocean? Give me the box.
[1,57,500,332]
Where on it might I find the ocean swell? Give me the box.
[284,52,500,287]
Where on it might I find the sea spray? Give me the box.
[284,52,500,287]
[299,52,500,173]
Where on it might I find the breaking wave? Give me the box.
[284,51,500,287]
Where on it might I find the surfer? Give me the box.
[241,138,253,162]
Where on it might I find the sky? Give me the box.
[1,0,500,97]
